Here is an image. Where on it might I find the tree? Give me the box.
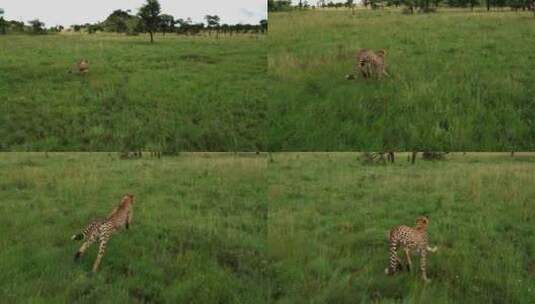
[260,19,268,34]
[204,15,220,36]
[468,0,480,10]
[0,8,6,34]
[28,19,45,34]
[345,0,356,14]
[159,14,175,35]
[105,10,131,33]
[87,24,103,34]
[48,25,64,33]
[138,0,161,43]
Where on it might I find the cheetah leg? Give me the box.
[404,248,412,272]
[420,251,430,282]
[385,242,401,275]
[359,67,367,79]
[74,237,96,261]
[92,237,109,272]
[126,211,133,230]
[359,63,371,79]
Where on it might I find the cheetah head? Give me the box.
[376,49,387,57]
[415,216,429,229]
[122,193,135,204]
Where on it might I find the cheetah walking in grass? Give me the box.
[72,194,134,272]
[385,216,437,282]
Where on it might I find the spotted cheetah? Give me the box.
[346,49,390,80]
[72,194,134,272]
[385,216,437,282]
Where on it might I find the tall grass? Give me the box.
[0,153,267,303]
[268,9,535,151]
[0,33,267,151]
[267,152,535,303]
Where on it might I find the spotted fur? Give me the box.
[72,194,134,272]
[385,216,437,282]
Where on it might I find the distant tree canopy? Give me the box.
[0,8,6,34]
[268,0,293,11]
[204,15,220,28]
[159,14,175,35]
[28,19,45,34]
[48,25,64,33]
[102,9,139,34]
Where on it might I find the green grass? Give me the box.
[267,9,535,151]
[2,152,535,303]
[0,33,267,151]
[0,153,267,303]
[267,152,535,303]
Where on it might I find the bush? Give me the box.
[402,7,415,14]
[421,152,448,160]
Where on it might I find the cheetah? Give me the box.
[72,194,134,272]
[69,59,89,74]
[346,49,390,80]
[385,216,437,282]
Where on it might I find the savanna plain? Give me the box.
[268,9,535,151]
[268,152,535,303]
[0,33,266,152]
[0,153,267,303]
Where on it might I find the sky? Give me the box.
[0,0,267,27]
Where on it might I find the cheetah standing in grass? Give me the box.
[72,194,134,272]
[346,49,390,80]
[385,216,437,282]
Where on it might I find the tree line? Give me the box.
[268,0,535,13]
[0,0,267,41]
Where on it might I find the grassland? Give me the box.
[0,33,266,152]
[0,153,267,303]
[268,9,535,151]
[268,152,535,303]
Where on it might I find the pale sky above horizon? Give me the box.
[0,0,267,27]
